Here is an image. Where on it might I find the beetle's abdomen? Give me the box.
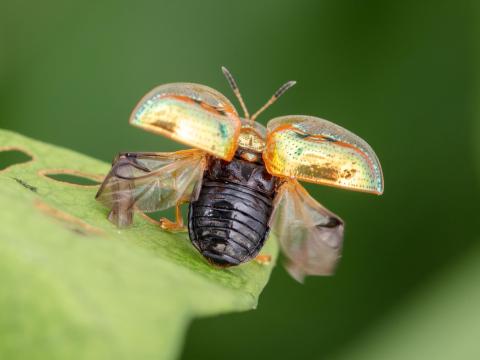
[188,155,278,267]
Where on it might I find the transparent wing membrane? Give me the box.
[270,180,344,282]
[96,150,206,227]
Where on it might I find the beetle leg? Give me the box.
[254,254,272,265]
[159,201,187,232]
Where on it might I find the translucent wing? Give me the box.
[264,115,384,194]
[270,180,344,282]
[96,150,206,227]
[130,83,241,160]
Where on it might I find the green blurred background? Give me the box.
[1,1,479,359]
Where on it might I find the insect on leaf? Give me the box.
[0,129,278,360]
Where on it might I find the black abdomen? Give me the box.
[188,154,278,267]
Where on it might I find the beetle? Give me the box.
[96,67,384,282]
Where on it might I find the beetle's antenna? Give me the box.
[251,80,296,121]
[221,66,250,119]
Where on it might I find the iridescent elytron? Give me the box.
[131,83,241,160]
[264,116,383,194]
[97,67,384,282]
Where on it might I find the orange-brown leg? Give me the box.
[254,254,272,265]
[159,202,187,232]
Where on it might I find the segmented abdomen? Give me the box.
[188,180,275,266]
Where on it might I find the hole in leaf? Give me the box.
[0,149,33,171]
[44,172,101,186]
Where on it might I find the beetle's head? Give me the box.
[237,118,266,154]
[221,66,295,162]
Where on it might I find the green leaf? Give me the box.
[0,129,277,360]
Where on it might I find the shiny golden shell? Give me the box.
[129,83,241,160]
[263,115,384,194]
[237,119,267,153]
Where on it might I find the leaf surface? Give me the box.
[0,129,277,360]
